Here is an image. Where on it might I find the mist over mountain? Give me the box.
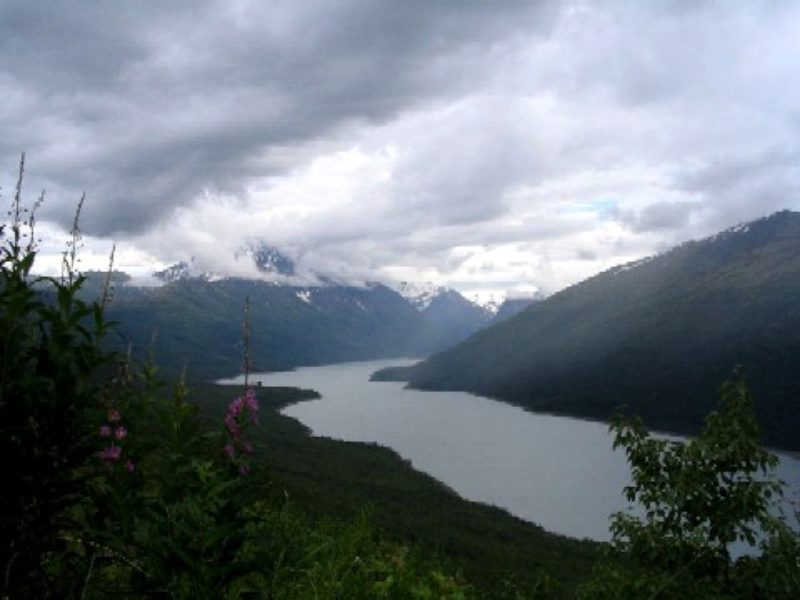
[153,261,192,283]
[376,211,800,451]
[154,244,297,284]
[245,244,296,277]
[396,282,444,311]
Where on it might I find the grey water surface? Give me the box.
[220,359,800,542]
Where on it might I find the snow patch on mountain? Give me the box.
[153,261,191,283]
[395,281,445,311]
[470,293,504,315]
[232,243,296,276]
[470,289,543,314]
[153,259,225,283]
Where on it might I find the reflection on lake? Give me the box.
[220,359,800,542]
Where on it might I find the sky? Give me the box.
[2,1,800,302]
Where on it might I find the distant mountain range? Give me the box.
[83,245,515,378]
[375,211,800,451]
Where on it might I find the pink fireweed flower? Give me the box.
[98,445,122,462]
[223,443,236,460]
[224,390,259,474]
[224,414,241,438]
[99,425,112,437]
[114,426,128,440]
[245,389,259,423]
[108,409,121,423]
[125,460,135,473]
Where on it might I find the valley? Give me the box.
[192,382,601,597]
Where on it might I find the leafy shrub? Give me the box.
[578,373,800,599]
[1,157,111,595]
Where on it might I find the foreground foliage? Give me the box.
[579,375,800,598]
[0,163,472,598]
[1,159,109,593]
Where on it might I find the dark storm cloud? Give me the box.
[0,3,148,91]
[0,0,557,235]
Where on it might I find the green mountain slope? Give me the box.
[93,279,489,379]
[385,211,800,450]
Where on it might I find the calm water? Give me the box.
[220,359,800,542]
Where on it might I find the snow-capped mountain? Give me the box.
[136,253,497,377]
[99,275,493,378]
[156,244,296,284]
[153,261,192,283]
[153,259,224,283]
[470,293,504,315]
[395,281,445,311]
[469,291,544,317]
[242,244,295,276]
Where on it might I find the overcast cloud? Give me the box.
[2,0,800,300]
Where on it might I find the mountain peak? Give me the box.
[153,261,192,283]
[395,281,446,311]
[240,244,295,276]
[153,259,224,283]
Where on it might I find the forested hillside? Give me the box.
[80,277,489,378]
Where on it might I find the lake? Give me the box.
[220,359,800,542]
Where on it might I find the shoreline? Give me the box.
[194,380,601,596]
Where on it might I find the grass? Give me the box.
[191,382,602,597]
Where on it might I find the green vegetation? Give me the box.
[1,159,110,596]
[97,278,423,378]
[76,272,488,381]
[193,383,600,597]
[387,211,800,450]
[578,374,800,598]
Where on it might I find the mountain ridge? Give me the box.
[91,272,493,379]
